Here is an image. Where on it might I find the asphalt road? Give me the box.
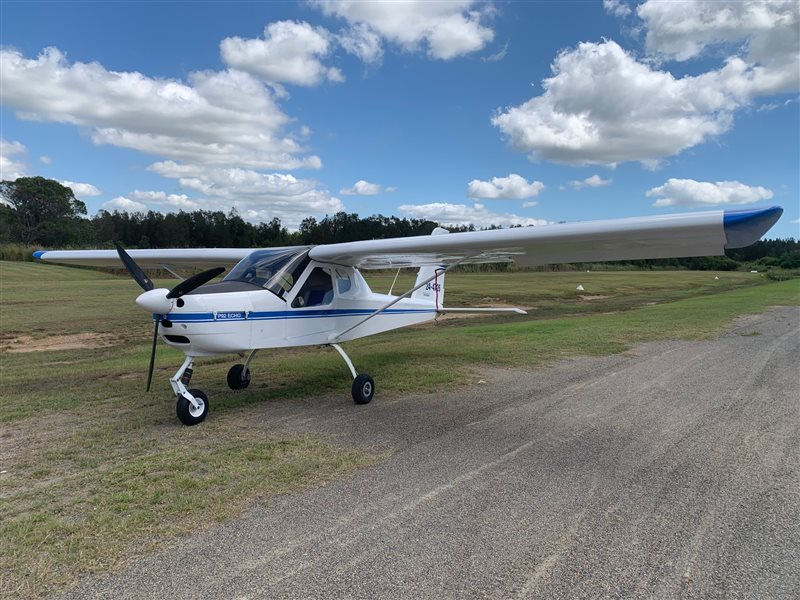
[59,307,800,599]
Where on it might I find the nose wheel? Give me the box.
[169,356,209,426]
[176,388,209,426]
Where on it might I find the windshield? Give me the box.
[224,247,311,298]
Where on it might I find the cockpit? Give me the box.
[222,247,311,298]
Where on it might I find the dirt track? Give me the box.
[58,307,800,599]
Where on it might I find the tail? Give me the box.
[411,227,449,309]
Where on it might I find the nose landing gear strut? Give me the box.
[170,356,208,426]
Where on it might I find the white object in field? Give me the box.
[714,276,719,280]
[576,284,585,291]
[751,270,758,273]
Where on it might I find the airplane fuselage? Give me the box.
[158,261,437,356]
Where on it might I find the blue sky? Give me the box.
[1,1,798,237]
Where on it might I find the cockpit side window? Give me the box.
[292,267,334,308]
[335,268,352,294]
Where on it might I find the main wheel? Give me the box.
[176,389,209,426]
[352,374,375,405]
[226,364,251,390]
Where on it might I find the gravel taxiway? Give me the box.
[59,307,800,599]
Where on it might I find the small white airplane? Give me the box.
[34,206,782,425]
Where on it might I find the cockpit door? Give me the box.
[285,264,338,344]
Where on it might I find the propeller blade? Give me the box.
[146,316,160,392]
[115,243,154,292]
[167,267,225,299]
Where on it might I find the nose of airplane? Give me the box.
[135,288,173,314]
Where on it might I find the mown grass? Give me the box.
[0,261,798,598]
[1,427,375,599]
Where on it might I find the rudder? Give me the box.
[411,227,449,308]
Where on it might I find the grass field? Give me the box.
[1,261,798,598]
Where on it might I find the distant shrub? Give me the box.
[0,243,38,261]
[764,268,800,281]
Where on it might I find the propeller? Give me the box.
[166,267,226,299]
[115,243,154,292]
[145,314,159,392]
[115,243,225,391]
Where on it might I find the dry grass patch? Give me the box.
[2,333,117,353]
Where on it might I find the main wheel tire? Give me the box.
[352,374,375,405]
[226,364,251,390]
[176,389,209,425]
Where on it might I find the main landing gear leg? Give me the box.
[170,355,209,426]
[330,343,374,405]
[227,349,256,390]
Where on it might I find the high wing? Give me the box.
[33,207,781,271]
[309,207,783,269]
[32,247,260,269]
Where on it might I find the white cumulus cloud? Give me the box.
[646,178,774,207]
[638,0,799,67]
[492,41,738,167]
[39,155,52,165]
[603,0,632,18]
[60,180,101,198]
[467,173,545,200]
[340,180,395,196]
[0,139,27,181]
[399,202,549,228]
[338,23,384,64]
[102,196,147,213]
[568,174,612,190]
[493,0,799,168]
[146,161,344,230]
[313,0,494,60]
[220,20,344,86]
[128,190,201,211]
[0,47,320,171]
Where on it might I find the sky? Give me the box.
[1,0,798,237]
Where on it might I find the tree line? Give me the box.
[1,176,797,270]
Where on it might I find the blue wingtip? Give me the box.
[32,250,46,260]
[723,206,783,248]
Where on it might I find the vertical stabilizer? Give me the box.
[411,227,449,308]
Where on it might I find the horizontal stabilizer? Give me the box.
[437,307,527,315]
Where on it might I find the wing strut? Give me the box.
[387,268,401,295]
[327,256,471,343]
[160,264,187,281]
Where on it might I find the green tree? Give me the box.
[0,177,87,244]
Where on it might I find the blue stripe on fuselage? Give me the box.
[165,308,436,323]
